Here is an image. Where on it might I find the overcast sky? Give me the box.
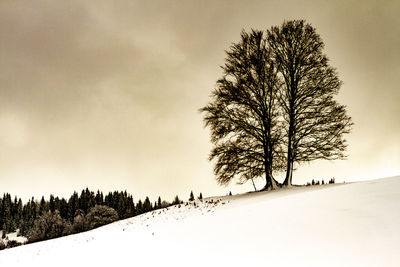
[0,0,399,202]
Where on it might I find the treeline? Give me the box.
[0,188,196,241]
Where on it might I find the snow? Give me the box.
[0,230,28,245]
[0,176,399,266]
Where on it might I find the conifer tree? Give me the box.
[172,195,181,205]
[39,196,46,216]
[157,196,162,209]
[143,197,152,213]
[189,191,195,201]
[49,195,55,213]
[136,199,143,215]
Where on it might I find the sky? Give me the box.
[0,0,399,202]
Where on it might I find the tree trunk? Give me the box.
[269,171,277,189]
[283,128,293,186]
[262,170,271,191]
[284,89,295,186]
[262,163,278,191]
[284,160,293,186]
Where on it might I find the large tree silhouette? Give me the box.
[267,20,353,186]
[200,30,283,190]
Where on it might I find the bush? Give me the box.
[86,205,118,229]
[27,211,71,243]
[160,200,170,208]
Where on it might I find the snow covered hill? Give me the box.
[1,176,399,267]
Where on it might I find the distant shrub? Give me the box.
[27,211,71,243]
[160,200,170,208]
[86,205,118,229]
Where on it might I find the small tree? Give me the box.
[172,195,181,205]
[157,196,162,209]
[143,197,152,213]
[198,193,203,200]
[189,191,195,201]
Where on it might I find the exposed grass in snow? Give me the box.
[0,177,399,267]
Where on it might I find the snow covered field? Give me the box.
[0,176,399,267]
[0,230,28,245]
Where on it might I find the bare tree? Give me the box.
[200,30,283,190]
[267,20,353,186]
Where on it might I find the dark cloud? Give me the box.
[0,0,399,201]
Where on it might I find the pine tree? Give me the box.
[199,193,203,200]
[39,196,46,216]
[157,196,162,209]
[117,194,126,218]
[143,197,152,213]
[54,197,61,213]
[59,198,69,220]
[49,195,55,213]
[189,191,195,201]
[136,200,143,215]
[172,195,181,205]
[95,190,103,205]
[2,194,11,232]
[68,192,79,222]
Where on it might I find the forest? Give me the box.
[0,188,195,249]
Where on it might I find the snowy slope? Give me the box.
[1,176,399,267]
